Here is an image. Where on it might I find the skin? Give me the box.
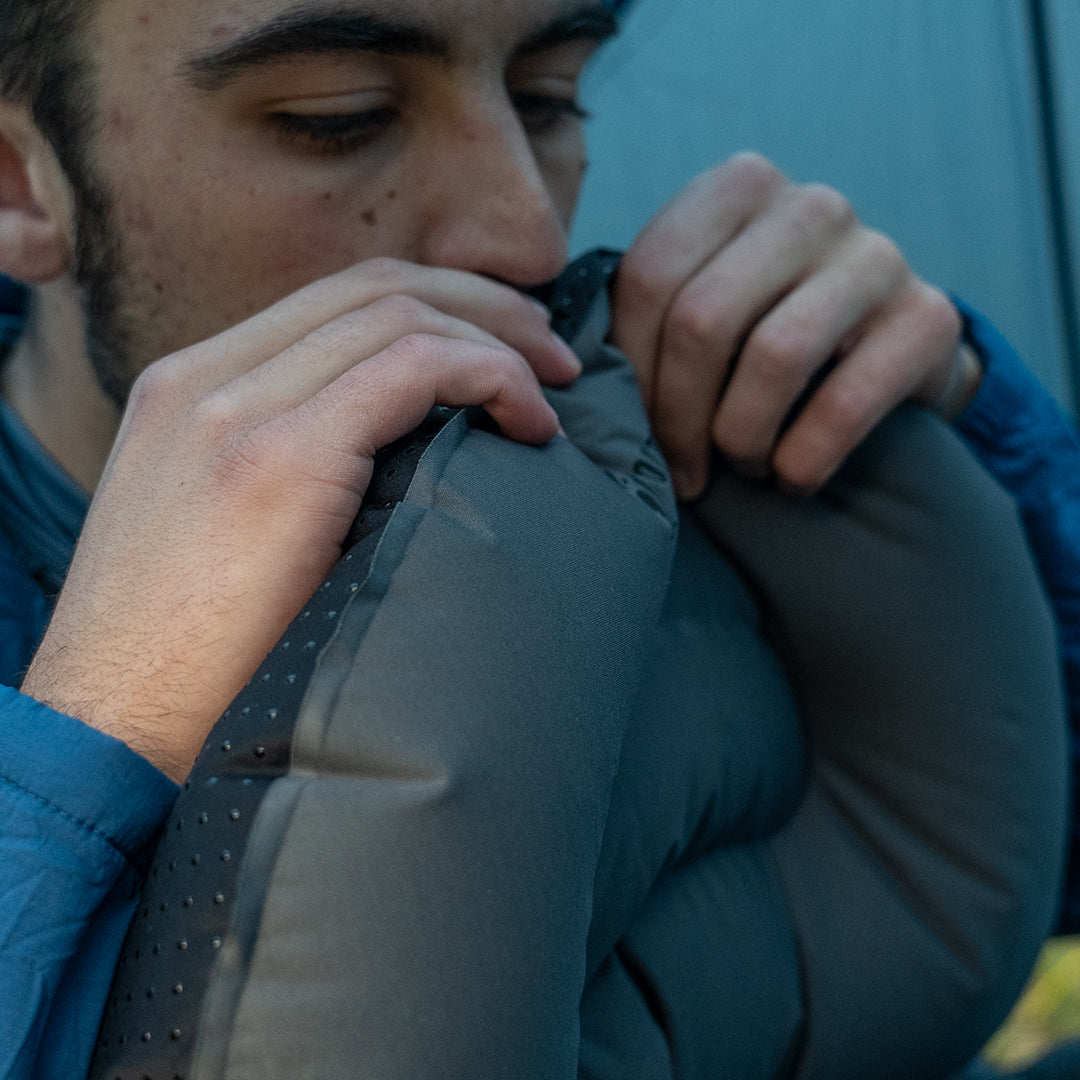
[0,0,974,781]
[6,0,606,779]
[612,153,980,497]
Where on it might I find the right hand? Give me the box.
[22,259,579,782]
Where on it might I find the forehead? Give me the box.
[87,0,611,73]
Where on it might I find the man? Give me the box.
[0,0,1050,1077]
[0,0,977,768]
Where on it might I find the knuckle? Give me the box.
[913,281,962,339]
[369,293,433,326]
[615,248,672,311]
[859,229,907,281]
[792,183,854,232]
[124,354,193,426]
[387,331,448,370]
[127,356,178,404]
[490,344,532,387]
[665,291,739,358]
[722,151,784,201]
[297,316,349,354]
[816,380,874,438]
[451,344,524,408]
[747,323,816,385]
[387,332,520,383]
[487,364,523,404]
[187,386,248,444]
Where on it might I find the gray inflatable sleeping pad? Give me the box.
[90,252,1067,1080]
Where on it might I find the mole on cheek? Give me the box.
[361,208,378,227]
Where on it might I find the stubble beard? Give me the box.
[65,145,151,409]
[43,64,147,410]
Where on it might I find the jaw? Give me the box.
[1,275,122,493]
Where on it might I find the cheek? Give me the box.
[98,110,406,323]
[120,198,156,235]
[121,181,407,342]
[216,186,412,294]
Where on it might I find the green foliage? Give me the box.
[983,937,1080,1071]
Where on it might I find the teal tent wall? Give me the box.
[572,1,1080,411]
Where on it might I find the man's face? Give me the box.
[67,0,614,397]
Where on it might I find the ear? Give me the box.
[0,100,75,285]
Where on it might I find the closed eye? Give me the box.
[511,93,589,135]
[271,106,397,153]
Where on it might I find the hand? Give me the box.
[22,260,580,781]
[610,153,982,498]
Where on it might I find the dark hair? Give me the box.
[0,0,95,165]
[0,0,128,395]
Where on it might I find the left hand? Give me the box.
[609,152,982,498]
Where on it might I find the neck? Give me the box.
[1,279,121,494]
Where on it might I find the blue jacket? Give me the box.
[0,288,1075,1078]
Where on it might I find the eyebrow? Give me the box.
[182,3,618,92]
[513,5,619,60]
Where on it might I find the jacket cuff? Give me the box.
[0,683,178,862]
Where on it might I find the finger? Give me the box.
[650,186,863,494]
[924,341,984,421]
[708,229,908,480]
[611,153,786,408]
[770,286,962,493]
[905,284,974,414]
[287,334,561,463]
[199,295,523,424]
[166,259,581,399]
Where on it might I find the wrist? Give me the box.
[22,641,206,784]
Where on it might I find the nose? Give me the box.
[416,98,571,288]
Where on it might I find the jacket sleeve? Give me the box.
[0,684,177,1080]
[953,301,1080,933]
